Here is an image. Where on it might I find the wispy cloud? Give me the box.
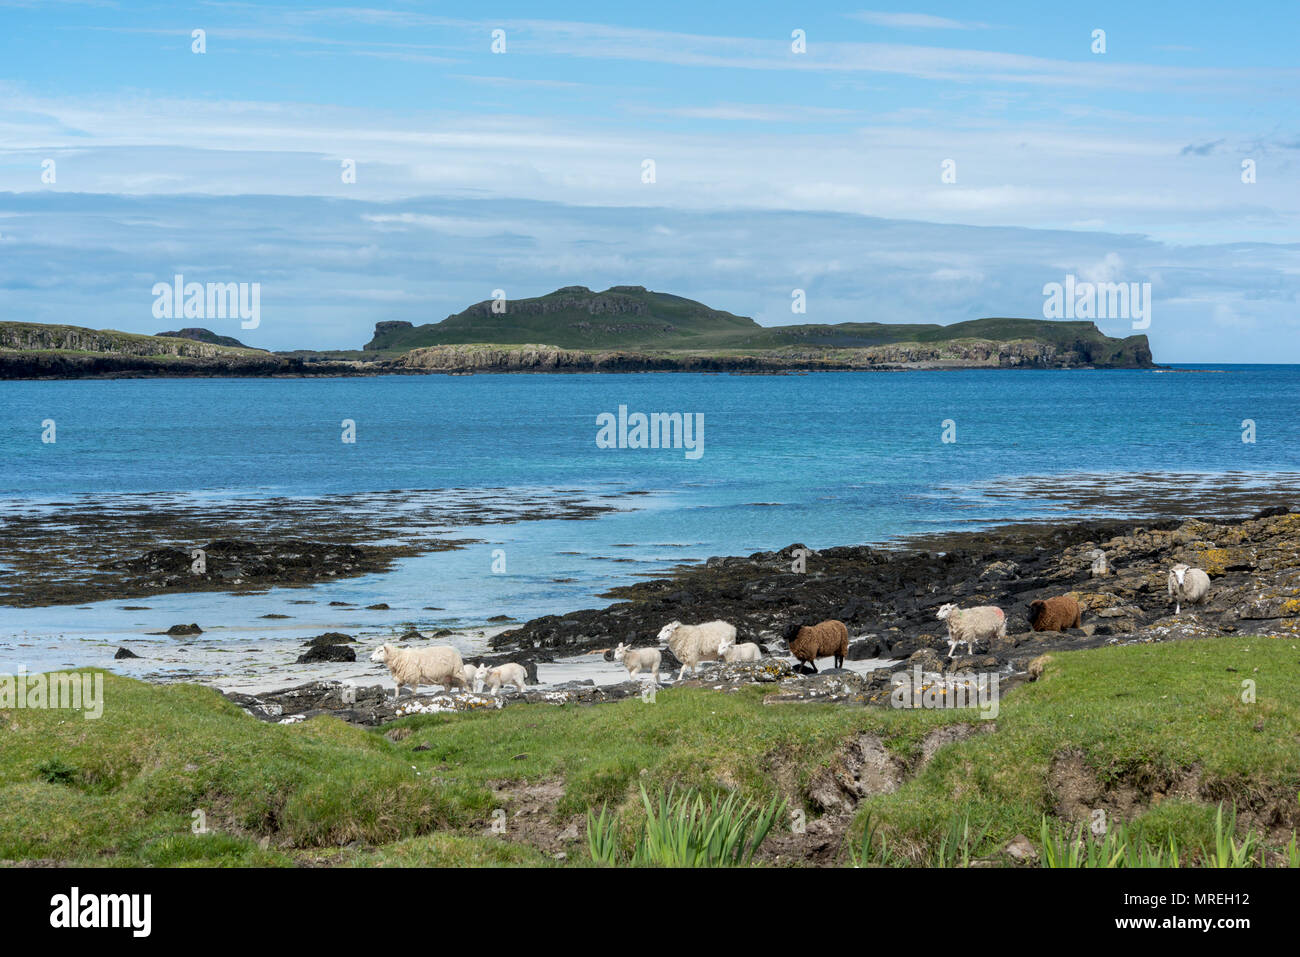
[847,10,990,30]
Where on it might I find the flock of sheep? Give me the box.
[368,557,1213,698]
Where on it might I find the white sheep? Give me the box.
[657,619,736,680]
[718,635,761,662]
[460,662,482,690]
[935,604,1006,658]
[1167,563,1211,615]
[1090,549,1110,577]
[370,644,467,699]
[614,642,661,682]
[481,662,528,694]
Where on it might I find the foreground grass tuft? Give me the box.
[587,783,786,867]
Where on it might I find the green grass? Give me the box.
[847,636,1300,865]
[2,634,1298,866]
[587,783,786,867]
[0,678,494,864]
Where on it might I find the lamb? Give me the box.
[1167,563,1211,615]
[1027,595,1082,632]
[718,636,761,662]
[657,619,736,680]
[370,643,467,699]
[461,662,482,689]
[1090,549,1110,577]
[782,619,848,673]
[614,642,661,682]
[481,662,529,694]
[935,604,1006,658]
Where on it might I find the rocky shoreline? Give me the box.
[1,347,1158,379]
[0,488,628,607]
[223,505,1300,726]
[489,506,1300,666]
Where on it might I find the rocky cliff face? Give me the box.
[0,321,370,378]
[393,344,805,373]
[836,335,1153,369]
[0,350,368,379]
[0,324,250,358]
[389,336,1154,373]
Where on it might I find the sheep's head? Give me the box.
[1027,599,1045,624]
[472,664,487,692]
[1170,563,1190,585]
[781,622,803,644]
[369,644,391,664]
[614,642,627,661]
[656,621,682,642]
[936,603,957,621]
[718,634,735,657]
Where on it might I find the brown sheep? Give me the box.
[1027,595,1082,632]
[783,619,849,673]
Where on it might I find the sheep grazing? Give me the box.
[719,636,761,663]
[614,642,661,682]
[782,619,849,673]
[657,619,736,680]
[482,662,528,694]
[1090,549,1110,577]
[1027,595,1082,632]
[370,644,467,699]
[1167,563,1211,615]
[935,604,1006,658]
[460,662,482,689]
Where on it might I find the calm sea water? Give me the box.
[2,366,1298,663]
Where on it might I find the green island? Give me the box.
[1,285,1155,378]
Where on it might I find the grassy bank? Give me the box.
[2,635,1297,866]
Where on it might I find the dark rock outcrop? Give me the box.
[491,509,1300,678]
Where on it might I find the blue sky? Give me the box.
[0,1,1297,360]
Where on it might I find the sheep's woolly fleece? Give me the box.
[787,620,849,664]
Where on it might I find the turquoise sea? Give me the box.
[2,366,1298,670]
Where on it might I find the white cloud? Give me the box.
[847,11,990,30]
